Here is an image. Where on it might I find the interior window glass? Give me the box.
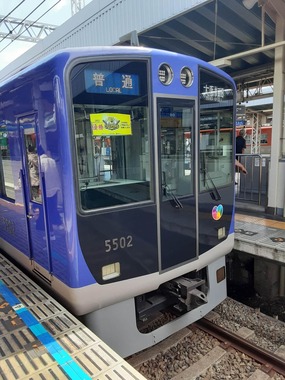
[199,69,235,192]
[70,60,151,211]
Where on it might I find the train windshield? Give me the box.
[70,60,150,211]
[199,69,235,192]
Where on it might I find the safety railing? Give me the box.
[235,154,268,206]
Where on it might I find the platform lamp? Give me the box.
[242,0,267,9]
[242,0,258,9]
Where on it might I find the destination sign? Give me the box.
[84,70,139,95]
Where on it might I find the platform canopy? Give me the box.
[0,0,283,109]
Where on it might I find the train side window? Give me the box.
[71,60,151,211]
[0,125,15,201]
[19,120,42,203]
[199,68,235,192]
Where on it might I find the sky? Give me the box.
[0,0,92,71]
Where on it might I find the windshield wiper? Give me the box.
[201,168,221,201]
[200,153,221,201]
[162,172,183,209]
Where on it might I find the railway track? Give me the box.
[127,311,285,379]
[195,318,285,377]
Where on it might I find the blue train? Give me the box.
[0,47,235,357]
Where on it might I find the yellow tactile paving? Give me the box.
[235,213,285,230]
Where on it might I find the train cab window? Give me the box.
[199,69,235,192]
[70,60,151,211]
[0,124,15,200]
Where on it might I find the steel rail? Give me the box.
[195,318,285,376]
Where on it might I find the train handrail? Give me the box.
[235,154,265,206]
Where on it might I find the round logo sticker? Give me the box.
[212,204,223,221]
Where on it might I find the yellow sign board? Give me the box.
[90,113,132,136]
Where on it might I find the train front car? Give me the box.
[0,47,235,358]
[68,48,236,356]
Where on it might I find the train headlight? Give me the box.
[218,227,226,239]
[102,262,120,280]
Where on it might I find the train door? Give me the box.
[18,115,52,273]
[157,97,197,271]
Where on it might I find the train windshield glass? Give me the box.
[199,68,235,191]
[70,60,151,211]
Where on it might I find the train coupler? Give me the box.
[162,277,208,312]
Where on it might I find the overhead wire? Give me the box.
[0,0,61,54]
[0,0,27,23]
[0,0,47,45]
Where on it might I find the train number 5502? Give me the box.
[104,236,133,252]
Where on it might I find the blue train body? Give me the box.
[0,47,235,356]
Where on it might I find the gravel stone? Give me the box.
[132,298,285,380]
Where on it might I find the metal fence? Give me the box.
[235,154,269,206]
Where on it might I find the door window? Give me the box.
[158,99,195,200]
[23,125,42,203]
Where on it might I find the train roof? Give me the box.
[0,46,235,90]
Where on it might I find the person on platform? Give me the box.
[236,128,246,158]
[235,159,247,174]
[235,128,247,177]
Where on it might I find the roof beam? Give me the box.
[159,23,213,56]
[223,0,275,38]
[210,40,285,66]
[177,15,233,51]
[197,6,257,46]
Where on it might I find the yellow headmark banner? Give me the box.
[90,113,132,136]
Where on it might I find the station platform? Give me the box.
[0,252,146,380]
[234,212,285,264]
